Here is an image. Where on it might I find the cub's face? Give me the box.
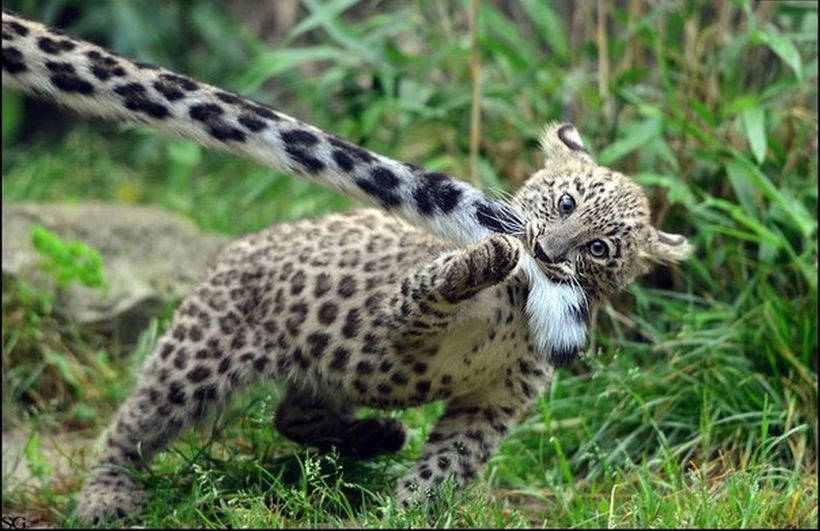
[514,124,692,302]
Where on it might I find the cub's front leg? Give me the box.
[389,233,524,342]
[386,233,538,507]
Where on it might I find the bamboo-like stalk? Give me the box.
[468,0,482,187]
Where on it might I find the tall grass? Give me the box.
[2,0,817,527]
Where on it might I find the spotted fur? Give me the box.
[1,10,692,523]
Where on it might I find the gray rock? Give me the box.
[2,202,229,336]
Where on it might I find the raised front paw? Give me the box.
[72,471,145,524]
[441,234,523,302]
[476,233,524,283]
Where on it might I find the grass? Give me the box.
[2,0,817,528]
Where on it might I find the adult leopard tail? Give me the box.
[1,10,587,361]
[1,10,524,246]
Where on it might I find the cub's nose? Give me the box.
[534,242,566,263]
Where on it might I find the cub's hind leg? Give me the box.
[274,387,406,459]
[394,383,548,509]
[73,275,277,524]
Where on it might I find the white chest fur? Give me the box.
[520,257,588,364]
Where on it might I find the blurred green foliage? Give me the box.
[1,0,817,527]
[30,225,106,290]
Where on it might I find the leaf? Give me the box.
[758,242,777,264]
[520,0,569,63]
[651,136,680,171]
[30,226,107,289]
[480,2,538,70]
[23,432,52,480]
[729,153,816,238]
[45,351,81,389]
[725,161,760,217]
[741,107,767,164]
[286,0,361,43]
[598,119,662,165]
[300,0,380,63]
[754,29,804,82]
[702,197,784,248]
[237,46,360,93]
[632,173,696,208]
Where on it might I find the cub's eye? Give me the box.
[558,193,575,215]
[588,240,609,258]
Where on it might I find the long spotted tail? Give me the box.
[1,10,524,246]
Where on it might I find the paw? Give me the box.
[73,472,145,524]
[479,233,523,283]
[395,471,450,510]
[395,477,427,510]
[340,417,407,459]
[443,234,522,301]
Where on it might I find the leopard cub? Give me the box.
[1,10,692,523]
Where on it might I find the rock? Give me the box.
[2,202,229,337]
[1,426,96,490]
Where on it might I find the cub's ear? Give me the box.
[540,122,593,162]
[646,228,694,264]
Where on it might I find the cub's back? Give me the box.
[211,208,451,279]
